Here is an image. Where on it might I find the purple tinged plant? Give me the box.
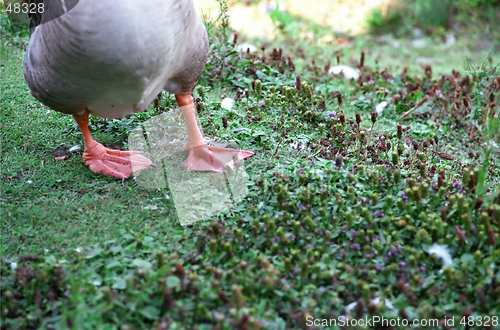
[350,243,360,250]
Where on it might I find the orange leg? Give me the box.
[73,110,154,179]
[175,94,255,172]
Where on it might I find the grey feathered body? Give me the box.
[24,0,208,118]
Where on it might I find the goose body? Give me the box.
[24,0,254,178]
[25,0,208,118]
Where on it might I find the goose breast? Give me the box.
[24,0,208,118]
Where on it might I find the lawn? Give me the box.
[1,0,500,329]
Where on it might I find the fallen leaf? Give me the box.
[53,147,70,161]
[438,152,454,160]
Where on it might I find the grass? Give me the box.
[0,45,180,256]
[1,1,500,329]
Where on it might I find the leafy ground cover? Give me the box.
[1,1,500,329]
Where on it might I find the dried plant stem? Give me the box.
[365,122,376,154]
[355,124,360,151]
[399,96,429,121]
[270,144,280,160]
[430,149,454,161]
[307,147,323,159]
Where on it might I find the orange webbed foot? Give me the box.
[183,144,255,172]
[82,141,154,179]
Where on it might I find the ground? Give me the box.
[1,1,499,329]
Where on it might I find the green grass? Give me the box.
[0,44,181,256]
[1,4,500,329]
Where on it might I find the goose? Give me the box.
[24,0,254,179]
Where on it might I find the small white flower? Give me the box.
[344,301,358,313]
[375,101,388,115]
[344,297,395,314]
[290,142,305,152]
[489,140,498,149]
[428,243,453,267]
[329,65,360,80]
[221,98,235,110]
[235,43,257,53]
[26,180,33,184]
[445,32,456,47]
[74,247,83,253]
[69,145,81,152]
[413,28,424,38]
[10,262,18,270]
[370,297,395,310]
[257,1,277,14]
[412,39,426,48]
[143,204,158,210]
